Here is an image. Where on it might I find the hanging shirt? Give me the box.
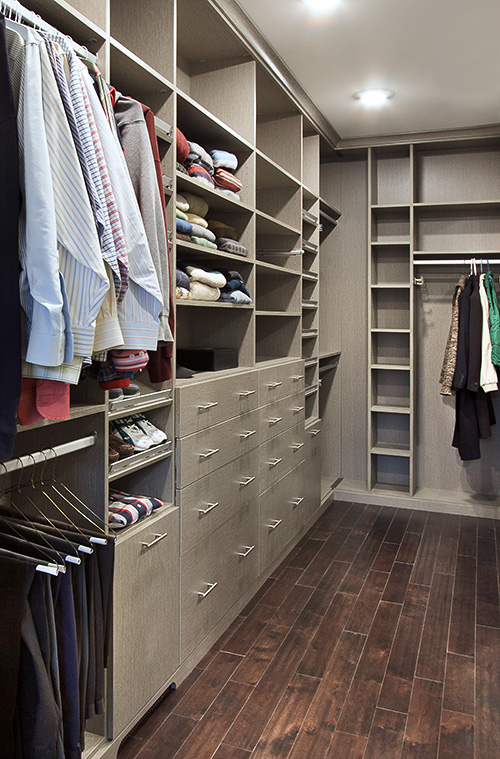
[484,270,500,366]
[478,273,498,392]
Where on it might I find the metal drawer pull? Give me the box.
[292,374,305,381]
[267,381,283,389]
[141,532,168,548]
[197,582,218,598]
[239,390,256,397]
[198,402,218,410]
[199,448,219,459]
[238,545,255,558]
[267,519,283,530]
[310,428,321,436]
[291,442,305,451]
[240,429,257,439]
[198,502,219,515]
[268,417,283,426]
[291,497,304,507]
[238,476,256,486]
[268,457,283,467]
[292,406,305,413]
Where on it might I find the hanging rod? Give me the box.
[1,0,98,62]
[414,259,500,265]
[0,433,97,474]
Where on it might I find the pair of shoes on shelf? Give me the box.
[109,433,135,460]
[109,383,141,401]
[111,415,168,452]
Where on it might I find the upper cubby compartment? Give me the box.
[256,154,302,231]
[110,0,174,84]
[370,147,412,206]
[371,207,410,243]
[176,0,255,143]
[23,0,106,52]
[303,129,320,196]
[109,45,174,122]
[256,66,303,180]
[415,144,500,204]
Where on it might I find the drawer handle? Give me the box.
[238,476,256,486]
[267,381,283,389]
[292,374,304,381]
[309,428,321,436]
[141,532,168,549]
[268,417,283,426]
[292,406,305,413]
[197,582,218,599]
[198,502,219,515]
[291,497,304,507]
[291,442,305,451]
[199,448,219,459]
[268,457,283,468]
[240,429,257,439]
[267,519,283,530]
[198,402,218,410]
[238,545,255,558]
[239,390,256,397]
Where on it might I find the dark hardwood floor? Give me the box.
[117,500,500,759]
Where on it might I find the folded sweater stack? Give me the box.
[176,129,243,202]
[218,269,252,304]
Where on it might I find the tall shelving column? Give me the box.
[367,147,413,494]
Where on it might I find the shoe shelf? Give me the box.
[108,440,173,481]
[108,384,173,419]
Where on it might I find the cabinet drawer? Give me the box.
[257,360,305,405]
[112,508,180,736]
[176,370,258,436]
[305,422,322,516]
[176,408,260,488]
[177,447,259,554]
[180,501,259,659]
[259,423,306,494]
[259,392,305,443]
[260,463,306,573]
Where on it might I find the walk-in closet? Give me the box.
[0,0,499,757]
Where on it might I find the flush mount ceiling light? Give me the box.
[298,0,341,13]
[353,89,395,106]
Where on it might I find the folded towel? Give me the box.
[176,232,192,243]
[186,213,208,228]
[219,291,251,304]
[209,149,238,171]
[222,278,251,298]
[176,193,189,212]
[214,167,242,193]
[186,266,226,288]
[207,220,238,240]
[190,223,216,243]
[215,188,240,201]
[190,236,217,250]
[216,237,248,257]
[183,192,209,218]
[187,141,214,173]
[176,269,190,289]
[176,286,192,299]
[176,217,193,235]
[187,163,216,188]
[176,128,190,163]
[190,281,220,301]
[176,208,188,221]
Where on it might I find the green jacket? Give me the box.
[485,271,500,366]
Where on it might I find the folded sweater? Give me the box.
[190,236,217,250]
[185,266,226,288]
[187,141,214,173]
[222,278,251,298]
[182,192,209,218]
[176,269,190,290]
[186,213,208,228]
[209,149,238,171]
[190,281,220,301]
[176,217,193,235]
[219,291,251,304]
[187,163,215,188]
[190,223,216,243]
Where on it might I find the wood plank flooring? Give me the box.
[117,500,500,759]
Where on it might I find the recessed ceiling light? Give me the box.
[298,0,341,13]
[353,89,395,106]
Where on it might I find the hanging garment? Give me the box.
[466,274,483,392]
[440,274,467,395]
[479,273,498,392]
[484,269,500,366]
[452,274,473,389]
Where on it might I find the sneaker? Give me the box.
[131,414,168,444]
[123,383,141,397]
[112,418,152,451]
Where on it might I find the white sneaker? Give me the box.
[131,414,168,444]
[112,419,153,451]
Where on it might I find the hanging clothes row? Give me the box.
[0,450,114,759]
[440,260,500,460]
[0,8,174,459]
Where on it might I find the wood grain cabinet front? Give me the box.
[259,462,306,573]
[259,423,306,494]
[259,391,305,444]
[257,360,305,406]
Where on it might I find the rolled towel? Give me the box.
[176,193,189,212]
[209,149,238,171]
[186,213,208,228]
[187,163,215,188]
[187,141,214,173]
[190,223,216,243]
[214,167,242,193]
[207,220,238,240]
[190,236,217,250]
[219,291,251,304]
[183,192,209,218]
[176,208,188,221]
[176,217,193,235]
[216,237,248,257]
[186,266,226,288]
[176,269,190,290]
[176,128,190,163]
[190,281,220,301]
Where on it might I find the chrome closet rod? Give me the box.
[414,259,500,265]
[0,434,97,474]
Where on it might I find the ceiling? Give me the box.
[235,0,500,141]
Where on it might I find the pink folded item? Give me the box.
[214,167,242,193]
